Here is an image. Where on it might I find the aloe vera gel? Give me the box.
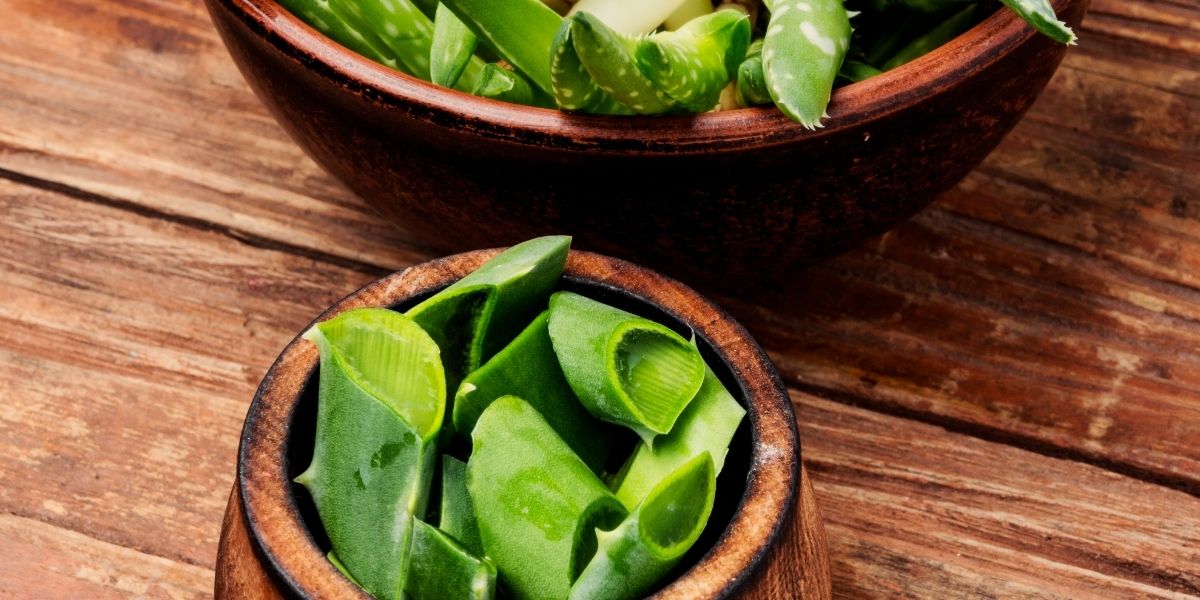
[279,0,1074,126]
[297,236,746,600]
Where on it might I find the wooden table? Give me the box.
[1,0,1197,597]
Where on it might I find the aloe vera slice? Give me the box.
[762,0,852,128]
[1000,0,1076,44]
[467,396,627,600]
[407,235,570,394]
[613,366,744,510]
[567,0,690,35]
[455,311,611,471]
[431,3,479,87]
[882,4,979,69]
[548,291,705,444]
[405,519,498,600]
[295,308,445,600]
[438,0,564,94]
[439,455,484,556]
[635,9,751,112]
[328,0,435,79]
[570,13,680,115]
[278,0,401,69]
[569,453,717,600]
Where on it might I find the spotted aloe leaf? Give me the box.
[569,453,717,600]
[550,18,631,114]
[467,396,627,600]
[762,0,852,128]
[277,0,401,69]
[455,310,612,472]
[1000,0,1076,44]
[567,0,690,35]
[431,3,479,87]
[882,4,980,69]
[612,366,744,511]
[570,13,680,115]
[547,291,706,445]
[635,9,751,112]
[295,308,445,600]
[405,519,497,600]
[438,0,564,94]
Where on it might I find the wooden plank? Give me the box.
[798,392,1200,599]
[0,514,212,599]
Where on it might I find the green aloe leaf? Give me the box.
[455,311,611,472]
[432,3,480,87]
[882,4,980,69]
[328,0,435,79]
[736,39,772,107]
[613,366,745,510]
[569,453,717,600]
[570,12,681,115]
[836,58,883,83]
[548,291,705,445]
[1000,0,1077,44]
[550,19,631,114]
[467,396,627,600]
[438,0,564,94]
[277,0,401,69]
[762,0,852,128]
[295,308,445,600]
[634,9,751,112]
[439,455,484,556]
[407,235,571,396]
[405,519,497,600]
[327,552,363,588]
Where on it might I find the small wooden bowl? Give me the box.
[215,249,829,599]
[204,0,1087,290]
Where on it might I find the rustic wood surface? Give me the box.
[0,0,1197,597]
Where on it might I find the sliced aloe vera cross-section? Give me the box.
[295,308,445,600]
[467,396,627,600]
[454,310,611,472]
[548,291,705,444]
[614,365,744,510]
[569,453,717,600]
[405,519,497,600]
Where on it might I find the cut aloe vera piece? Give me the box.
[635,9,751,112]
[882,4,979,70]
[1000,0,1076,44]
[455,311,611,472]
[569,453,717,600]
[439,455,484,556]
[467,396,627,600]
[407,235,571,394]
[278,0,401,69]
[570,13,680,115]
[432,3,479,87]
[568,0,690,35]
[405,519,498,600]
[548,291,705,445]
[613,366,744,510]
[762,0,852,128]
[295,308,445,600]
[439,0,564,94]
[328,0,435,79]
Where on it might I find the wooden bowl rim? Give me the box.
[236,249,800,599]
[211,0,1077,154]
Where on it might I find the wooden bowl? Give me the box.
[215,248,830,599]
[203,0,1087,290]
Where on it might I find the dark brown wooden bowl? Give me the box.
[215,248,830,599]
[204,0,1087,290]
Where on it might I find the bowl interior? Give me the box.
[282,275,756,596]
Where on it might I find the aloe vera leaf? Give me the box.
[455,311,611,472]
[467,396,627,600]
[547,291,705,445]
[635,9,751,112]
[1000,0,1076,44]
[439,455,484,556]
[328,0,435,79]
[568,0,690,35]
[550,18,621,112]
[762,0,852,128]
[327,552,364,588]
[736,55,772,106]
[613,366,744,510]
[278,0,401,69]
[431,3,479,87]
[405,519,498,600]
[665,0,716,30]
[407,235,571,394]
[570,13,680,115]
[295,308,445,600]
[882,4,979,69]
[837,58,884,83]
[438,0,564,94]
[569,453,717,600]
